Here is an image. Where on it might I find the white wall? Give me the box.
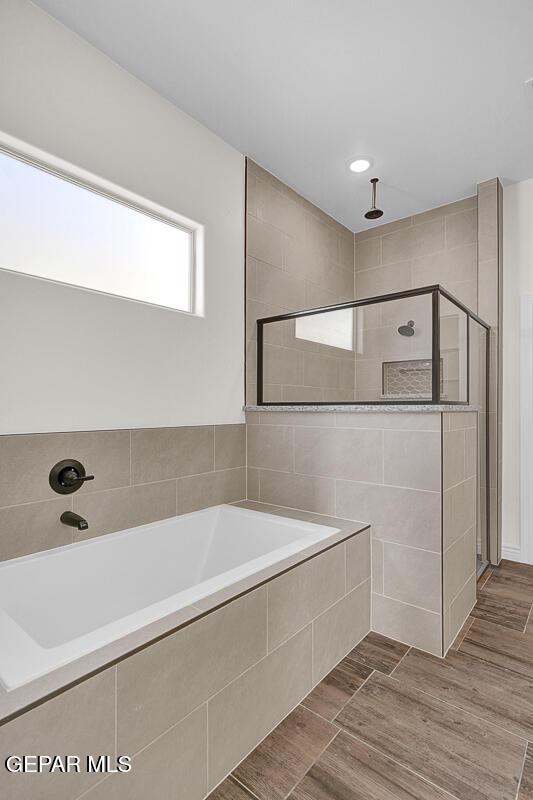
[0,0,245,433]
[502,177,533,559]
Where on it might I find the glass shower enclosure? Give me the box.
[255,284,491,571]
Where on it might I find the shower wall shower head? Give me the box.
[398,320,415,337]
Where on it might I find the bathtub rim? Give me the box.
[0,501,369,726]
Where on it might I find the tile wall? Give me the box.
[442,411,478,651]
[353,197,477,401]
[0,424,246,561]
[0,524,371,800]
[246,409,457,656]
[246,160,355,403]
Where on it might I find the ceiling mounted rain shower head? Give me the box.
[364,177,384,220]
[398,320,415,337]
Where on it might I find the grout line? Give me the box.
[522,602,533,635]
[337,726,464,800]
[281,725,341,800]
[378,591,441,617]
[332,668,375,721]
[515,743,529,800]
[231,774,262,800]
[389,647,412,676]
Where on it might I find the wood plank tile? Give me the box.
[233,704,337,800]
[519,744,533,800]
[336,671,526,800]
[208,776,257,799]
[477,567,493,591]
[460,618,533,678]
[394,647,533,740]
[301,657,372,721]
[289,730,454,800]
[499,560,533,584]
[471,589,531,631]
[480,571,533,604]
[345,631,409,675]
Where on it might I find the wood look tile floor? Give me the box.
[208,560,533,800]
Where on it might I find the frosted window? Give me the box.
[0,150,195,312]
[295,308,353,350]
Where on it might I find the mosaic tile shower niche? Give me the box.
[382,359,444,399]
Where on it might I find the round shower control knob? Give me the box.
[49,459,95,494]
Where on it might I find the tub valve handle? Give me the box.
[49,459,95,495]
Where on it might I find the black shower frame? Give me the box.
[256,284,490,408]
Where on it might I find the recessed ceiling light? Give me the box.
[349,158,372,173]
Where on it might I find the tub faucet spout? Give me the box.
[60,511,88,531]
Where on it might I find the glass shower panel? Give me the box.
[354,293,433,402]
[439,296,468,402]
[261,310,356,403]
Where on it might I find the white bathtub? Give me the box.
[0,505,338,691]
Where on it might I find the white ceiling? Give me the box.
[32,0,533,231]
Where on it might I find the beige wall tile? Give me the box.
[85,705,207,800]
[0,498,72,561]
[449,573,477,648]
[411,244,477,287]
[381,218,445,265]
[443,526,476,608]
[354,216,413,242]
[255,260,306,312]
[117,587,267,754]
[336,412,441,431]
[207,625,312,789]
[214,424,246,470]
[302,352,338,389]
[383,542,441,613]
[445,208,477,249]
[263,344,304,385]
[247,466,260,500]
[257,411,337,427]
[313,579,371,681]
[383,430,441,491]
[294,427,383,483]
[0,669,115,800]
[355,236,381,271]
[371,593,441,656]
[443,428,466,490]
[247,215,286,268]
[259,470,335,515]
[346,529,371,590]
[465,424,477,479]
[177,467,246,514]
[268,545,345,650]
[0,430,130,507]
[355,262,412,299]
[73,480,176,539]
[336,480,440,551]
[372,536,384,594]
[247,425,294,471]
[443,476,476,549]
[131,426,214,484]
[444,411,477,430]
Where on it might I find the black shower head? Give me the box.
[398,320,415,337]
[364,178,384,220]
